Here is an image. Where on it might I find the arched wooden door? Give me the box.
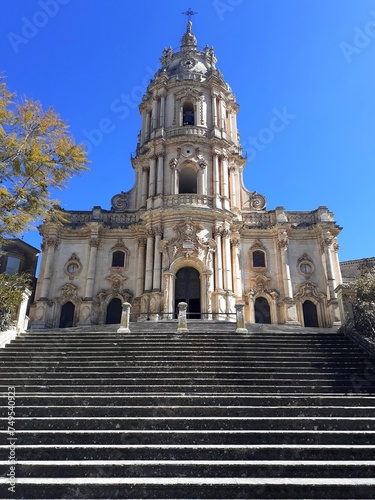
[175,267,201,318]
[254,297,271,324]
[303,300,319,327]
[106,298,122,324]
[59,302,75,328]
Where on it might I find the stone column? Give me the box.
[278,231,299,324]
[39,234,58,300]
[220,154,230,210]
[84,233,99,300]
[141,166,149,207]
[279,231,293,299]
[163,272,175,319]
[222,228,233,292]
[152,97,158,130]
[323,231,338,300]
[211,94,217,127]
[220,99,226,130]
[136,237,147,297]
[145,112,151,141]
[212,152,221,208]
[144,228,154,293]
[214,226,223,291]
[323,230,341,326]
[156,153,164,195]
[160,93,166,128]
[149,155,157,197]
[231,235,242,297]
[152,225,163,291]
[229,165,239,209]
[169,159,178,195]
[199,160,207,195]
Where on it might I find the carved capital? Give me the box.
[137,237,147,248]
[278,230,289,250]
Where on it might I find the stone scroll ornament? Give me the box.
[111,192,129,212]
[248,192,267,211]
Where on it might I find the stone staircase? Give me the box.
[1,321,375,499]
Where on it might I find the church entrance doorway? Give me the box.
[254,297,271,324]
[59,302,75,328]
[106,298,122,324]
[175,267,201,318]
[302,300,319,327]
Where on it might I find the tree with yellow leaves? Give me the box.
[0,76,89,239]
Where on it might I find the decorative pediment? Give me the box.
[250,275,271,294]
[160,218,216,271]
[58,283,80,304]
[250,239,267,252]
[106,272,128,292]
[294,281,326,302]
[111,239,129,253]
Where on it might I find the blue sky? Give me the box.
[2,0,375,263]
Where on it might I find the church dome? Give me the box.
[158,21,218,80]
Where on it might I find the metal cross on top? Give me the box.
[182,8,198,21]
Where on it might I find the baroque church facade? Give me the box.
[31,21,343,329]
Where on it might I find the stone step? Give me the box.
[3,429,374,445]
[8,416,375,430]
[2,327,374,499]
[2,384,371,394]
[8,460,375,478]
[2,477,375,500]
[3,404,375,418]
[3,394,375,406]
[3,443,375,461]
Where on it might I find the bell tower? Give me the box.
[129,19,252,319]
[131,19,247,214]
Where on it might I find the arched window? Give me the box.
[179,166,197,194]
[112,251,125,267]
[253,250,266,268]
[182,101,195,126]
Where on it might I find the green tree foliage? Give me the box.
[355,262,375,305]
[0,272,31,331]
[352,261,375,340]
[0,76,89,239]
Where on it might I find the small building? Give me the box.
[0,238,39,333]
[31,21,343,329]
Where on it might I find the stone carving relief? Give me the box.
[111,191,129,212]
[58,283,80,304]
[243,192,267,211]
[294,281,326,303]
[160,218,216,271]
[106,273,128,292]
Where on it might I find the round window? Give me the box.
[300,262,313,274]
[67,263,79,273]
